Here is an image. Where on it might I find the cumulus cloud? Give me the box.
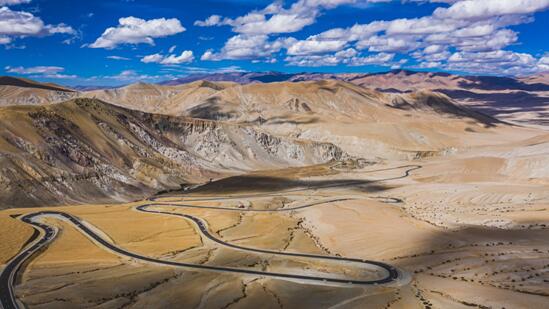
[194,0,386,35]
[307,0,546,50]
[89,16,185,49]
[201,35,296,61]
[287,39,348,55]
[0,6,75,44]
[276,0,549,74]
[194,15,222,27]
[423,44,445,54]
[141,50,194,64]
[539,53,549,70]
[444,50,546,75]
[5,65,77,78]
[357,35,420,52]
[286,47,398,67]
[433,0,549,20]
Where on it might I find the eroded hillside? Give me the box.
[0,98,347,208]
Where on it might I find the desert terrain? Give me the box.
[1,74,548,309]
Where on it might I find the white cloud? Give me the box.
[386,17,458,35]
[287,39,347,55]
[78,70,176,86]
[194,15,222,27]
[5,65,63,74]
[416,61,443,68]
[423,44,444,54]
[0,36,11,44]
[406,0,460,3]
[141,53,163,63]
[453,24,495,37]
[434,0,549,20]
[141,50,194,64]
[110,70,142,80]
[444,50,546,75]
[357,35,420,52]
[412,49,450,62]
[316,21,388,42]
[161,51,194,64]
[0,6,75,44]
[286,47,397,67]
[89,16,185,49]
[0,0,31,6]
[201,35,296,61]
[44,23,75,35]
[538,54,549,72]
[285,54,342,67]
[107,55,130,60]
[231,13,316,35]
[194,0,385,35]
[90,70,170,83]
[201,1,395,61]
[200,50,215,61]
[349,52,397,66]
[272,0,549,74]
[161,65,247,75]
[5,65,76,78]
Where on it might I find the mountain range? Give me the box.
[1,72,531,208]
[3,69,548,128]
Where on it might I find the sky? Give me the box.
[0,0,548,86]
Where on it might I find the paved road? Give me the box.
[0,164,420,309]
[0,218,56,309]
[1,209,399,309]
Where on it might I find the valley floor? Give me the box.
[1,153,549,309]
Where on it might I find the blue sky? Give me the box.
[0,0,548,86]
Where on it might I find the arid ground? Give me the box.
[2,148,549,308]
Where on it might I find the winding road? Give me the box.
[0,164,420,309]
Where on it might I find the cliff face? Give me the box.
[0,98,348,208]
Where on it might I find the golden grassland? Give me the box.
[0,215,34,264]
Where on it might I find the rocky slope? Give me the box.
[0,98,347,208]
